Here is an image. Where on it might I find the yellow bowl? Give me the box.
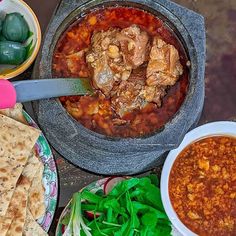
[0,0,41,79]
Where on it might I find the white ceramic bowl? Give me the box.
[161,121,236,236]
[0,0,41,79]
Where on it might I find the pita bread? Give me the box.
[22,151,42,180]
[0,176,31,236]
[5,153,41,236]
[23,209,48,236]
[0,104,27,124]
[28,162,46,220]
[13,110,47,221]
[0,115,40,216]
[0,105,48,235]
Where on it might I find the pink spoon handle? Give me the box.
[0,80,17,109]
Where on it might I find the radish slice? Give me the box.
[85,210,101,219]
[61,224,65,233]
[104,177,126,195]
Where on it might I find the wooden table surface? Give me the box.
[22,0,236,234]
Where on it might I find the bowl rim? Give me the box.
[1,0,42,80]
[160,121,236,236]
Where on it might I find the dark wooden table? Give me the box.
[22,0,236,234]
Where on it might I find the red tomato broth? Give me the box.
[53,7,189,138]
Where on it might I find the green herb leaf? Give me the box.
[82,189,103,204]
[62,176,171,236]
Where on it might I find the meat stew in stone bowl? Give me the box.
[53,7,189,138]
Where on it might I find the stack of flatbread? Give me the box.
[0,104,48,236]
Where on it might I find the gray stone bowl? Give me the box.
[32,0,206,175]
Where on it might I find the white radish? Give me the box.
[103,177,127,195]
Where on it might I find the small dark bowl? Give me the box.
[32,0,206,174]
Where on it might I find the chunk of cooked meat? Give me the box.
[91,56,115,95]
[110,67,146,116]
[146,37,183,87]
[86,29,132,95]
[140,86,166,107]
[111,81,166,116]
[117,25,150,69]
[127,66,146,85]
[110,66,166,116]
[111,80,147,117]
[86,28,184,118]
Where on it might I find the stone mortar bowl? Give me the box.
[32,0,206,175]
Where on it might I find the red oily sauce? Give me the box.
[53,7,189,138]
